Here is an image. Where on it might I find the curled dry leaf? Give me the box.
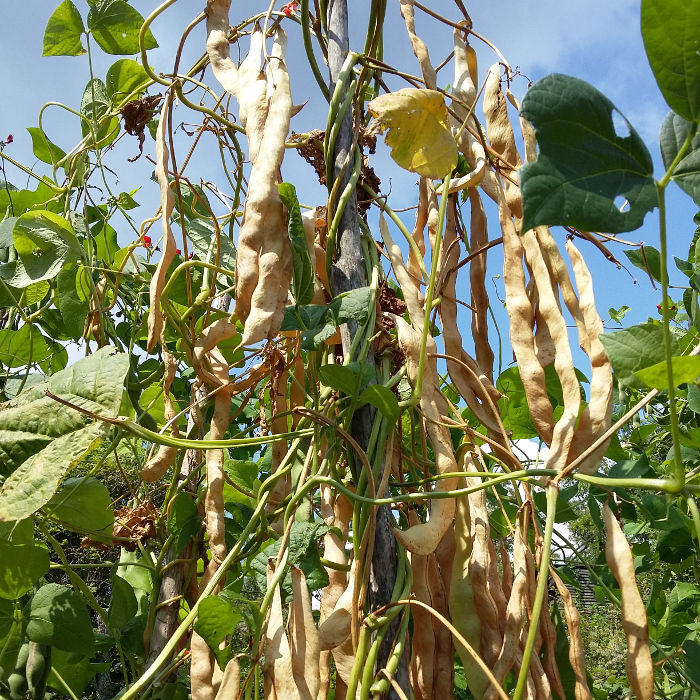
[368,89,458,179]
[603,502,654,700]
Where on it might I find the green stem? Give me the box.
[513,482,557,700]
[301,0,331,101]
[416,176,451,398]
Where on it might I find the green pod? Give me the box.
[26,642,51,699]
[5,671,27,700]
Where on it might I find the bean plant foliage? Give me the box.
[0,0,699,699]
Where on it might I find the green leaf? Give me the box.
[319,365,360,397]
[624,246,662,283]
[47,649,108,699]
[519,74,657,234]
[56,266,90,340]
[599,322,675,388]
[26,127,66,166]
[105,59,150,104]
[87,0,158,55]
[186,218,235,288]
[641,0,700,121]
[26,584,94,654]
[358,384,400,425]
[11,211,83,286]
[223,459,258,493]
[108,574,138,634]
[279,183,315,305]
[193,596,243,669]
[608,305,631,324]
[0,543,50,600]
[0,347,129,521]
[46,477,114,541]
[496,366,538,439]
[80,79,119,144]
[635,355,700,389]
[250,521,330,601]
[0,181,57,218]
[0,598,13,638]
[659,113,700,207]
[683,639,700,686]
[42,0,86,56]
[0,325,54,369]
[281,287,373,350]
[167,492,201,556]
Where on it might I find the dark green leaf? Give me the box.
[608,455,652,480]
[635,355,700,389]
[11,211,83,286]
[193,596,242,669]
[0,347,129,521]
[108,574,137,634]
[0,543,50,600]
[105,59,150,103]
[688,383,700,412]
[26,128,66,166]
[87,0,158,55]
[56,266,90,340]
[173,182,210,220]
[533,485,579,522]
[0,598,13,638]
[167,493,201,555]
[319,365,360,396]
[42,0,86,56]
[250,521,330,600]
[497,367,538,439]
[279,183,315,305]
[46,477,114,540]
[281,287,373,350]
[683,639,700,686]
[624,246,662,284]
[599,322,675,387]
[47,649,109,699]
[641,0,700,121]
[26,583,94,654]
[358,384,400,425]
[520,74,656,233]
[80,79,119,143]
[659,112,700,207]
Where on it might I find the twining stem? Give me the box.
[655,121,697,492]
[415,176,451,399]
[513,482,558,700]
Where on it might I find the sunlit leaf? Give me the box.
[105,58,150,104]
[42,0,85,56]
[0,543,50,600]
[279,182,314,305]
[660,112,700,207]
[520,74,657,233]
[87,0,157,55]
[641,0,700,121]
[634,355,700,389]
[368,88,458,178]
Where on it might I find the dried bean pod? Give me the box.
[427,551,454,700]
[399,0,437,89]
[565,239,613,474]
[288,567,321,699]
[146,91,177,352]
[603,502,654,700]
[549,568,591,700]
[214,657,240,700]
[408,512,436,700]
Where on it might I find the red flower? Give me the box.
[187,252,194,260]
[143,235,152,248]
[281,2,298,16]
[176,248,182,255]
[4,134,12,144]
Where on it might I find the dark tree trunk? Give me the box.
[326,3,409,697]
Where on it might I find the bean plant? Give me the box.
[0,1,699,699]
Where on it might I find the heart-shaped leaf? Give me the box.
[660,112,700,207]
[520,74,657,233]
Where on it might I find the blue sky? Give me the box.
[1,0,696,352]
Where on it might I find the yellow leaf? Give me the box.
[368,88,458,179]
